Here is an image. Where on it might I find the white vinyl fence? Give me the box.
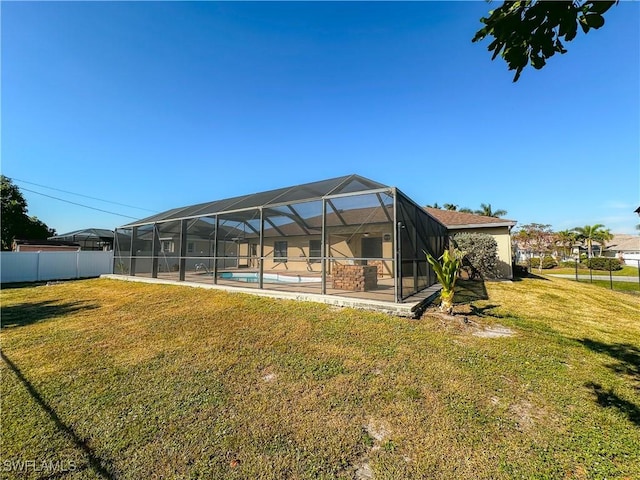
[0,251,114,283]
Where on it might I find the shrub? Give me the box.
[582,257,622,271]
[528,256,557,269]
[115,262,129,274]
[452,233,499,279]
[559,260,585,269]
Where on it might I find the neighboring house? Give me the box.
[49,228,115,251]
[12,239,81,252]
[604,234,640,266]
[425,208,517,279]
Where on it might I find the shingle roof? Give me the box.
[425,208,517,229]
[606,234,640,252]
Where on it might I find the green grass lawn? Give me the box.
[542,264,639,277]
[580,279,640,295]
[538,265,640,295]
[2,278,639,479]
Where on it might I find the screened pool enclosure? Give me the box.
[114,175,448,303]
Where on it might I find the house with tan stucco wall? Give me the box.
[425,208,517,279]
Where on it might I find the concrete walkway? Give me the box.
[545,274,640,283]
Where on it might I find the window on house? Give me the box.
[309,240,321,263]
[274,241,288,263]
[187,242,195,254]
[160,239,174,253]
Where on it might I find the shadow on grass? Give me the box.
[1,351,115,479]
[454,280,488,304]
[578,339,639,386]
[579,339,640,426]
[0,281,49,290]
[585,382,640,427]
[512,273,550,282]
[1,300,98,329]
[469,304,505,318]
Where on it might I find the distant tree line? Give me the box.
[426,202,508,218]
[1,176,55,250]
[514,223,617,272]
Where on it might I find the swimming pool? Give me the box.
[219,272,322,284]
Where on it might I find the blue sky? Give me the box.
[2,1,639,235]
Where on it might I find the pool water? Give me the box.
[219,272,321,284]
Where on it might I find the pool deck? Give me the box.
[101,273,441,318]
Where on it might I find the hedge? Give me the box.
[582,257,623,271]
[528,256,558,269]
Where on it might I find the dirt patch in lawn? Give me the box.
[423,304,515,338]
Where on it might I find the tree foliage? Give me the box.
[442,203,475,214]
[555,229,577,258]
[514,223,556,273]
[474,203,507,218]
[426,203,496,215]
[528,255,558,269]
[594,227,613,257]
[572,224,607,258]
[473,1,618,81]
[453,232,500,279]
[1,176,55,250]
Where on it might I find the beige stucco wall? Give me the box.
[137,225,397,277]
[262,232,393,277]
[450,226,513,279]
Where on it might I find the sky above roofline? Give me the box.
[3,2,638,234]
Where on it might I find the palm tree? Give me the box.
[595,228,613,257]
[556,229,576,259]
[426,203,475,213]
[573,224,605,259]
[474,203,507,218]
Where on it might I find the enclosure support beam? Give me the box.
[325,199,347,226]
[212,216,219,284]
[130,227,137,276]
[321,199,327,295]
[413,207,419,296]
[179,219,188,281]
[243,220,260,236]
[264,216,286,237]
[259,208,265,289]
[151,223,160,278]
[286,205,312,235]
[376,193,393,223]
[393,190,400,303]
